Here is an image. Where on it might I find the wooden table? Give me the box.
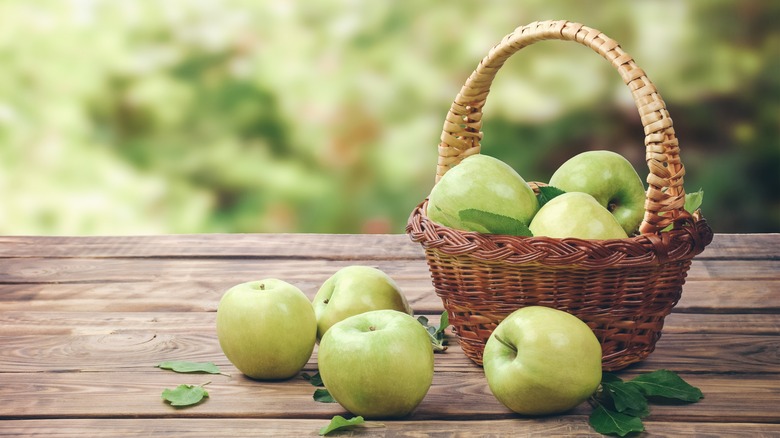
[0,233,778,437]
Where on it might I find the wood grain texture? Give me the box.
[3,418,779,438]
[0,233,778,436]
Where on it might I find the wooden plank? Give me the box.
[0,234,425,259]
[2,418,779,438]
[1,311,777,337]
[1,276,778,314]
[698,233,780,260]
[0,280,442,313]
[0,233,776,260]
[1,256,777,286]
[1,327,778,374]
[0,370,777,423]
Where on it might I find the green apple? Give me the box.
[312,265,412,340]
[216,279,316,380]
[426,154,539,235]
[483,306,602,416]
[548,150,646,235]
[529,192,629,239]
[318,309,434,419]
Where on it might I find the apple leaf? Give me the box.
[458,209,532,236]
[662,189,705,231]
[313,388,336,403]
[589,404,645,436]
[417,312,449,352]
[438,310,449,335]
[157,361,224,375]
[627,370,703,403]
[302,372,324,387]
[602,379,649,417]
[161,382,210,407]
[536,185,566,207]
[589,370,703,435]
[319,415,383,436]
[684,189,704,213]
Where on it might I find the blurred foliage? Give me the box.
[0,0,777,235]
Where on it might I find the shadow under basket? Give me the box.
[406,20,714,371]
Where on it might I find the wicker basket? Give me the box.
[406,20,713,371]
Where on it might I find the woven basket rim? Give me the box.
[407,199,713,268]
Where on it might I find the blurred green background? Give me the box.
[1,0,778,235]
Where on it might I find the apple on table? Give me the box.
[317,309,435,419]
[312,265,412,340]
[483,306,602,416]
[216,279,317,380]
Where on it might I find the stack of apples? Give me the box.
[216,265,603,419]
[216,266,434,419]
[426,150,648,239]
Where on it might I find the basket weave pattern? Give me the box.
[407,20,713,371]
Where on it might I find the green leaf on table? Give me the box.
[537,185,566,207]
[319,415,377,435]
[313,388,336,403]
[161,383,209,407]
[627,369,703,402]
[157,361,224,375]
[589,404,645,436]
[302,371,324,387]
[458,209,533,236]
[602,379,649,417]
[438,310,449,334]
[418,311,449,352]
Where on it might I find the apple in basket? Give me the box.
[216,279,316,380]
[426,154,539,235]
[483,306,602,416]
[317,309,435,419]
[312,265,413,340]
[548,150,646,235]
[529,192,628,240]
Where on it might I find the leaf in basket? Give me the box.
[536,185,566,208]
[458,209,532,236]
[662,189,704,231]
[684,189,704,214]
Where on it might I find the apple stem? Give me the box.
[494,334,517,354]
[369,326,376,331]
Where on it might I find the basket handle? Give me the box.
[436,20,686,235]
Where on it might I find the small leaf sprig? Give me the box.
[303,371,336,403]
[589,369,703,436]
[157,360,230,376]
[319,415,384,436]
[162,382,210,407]
[417,310,449,352]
